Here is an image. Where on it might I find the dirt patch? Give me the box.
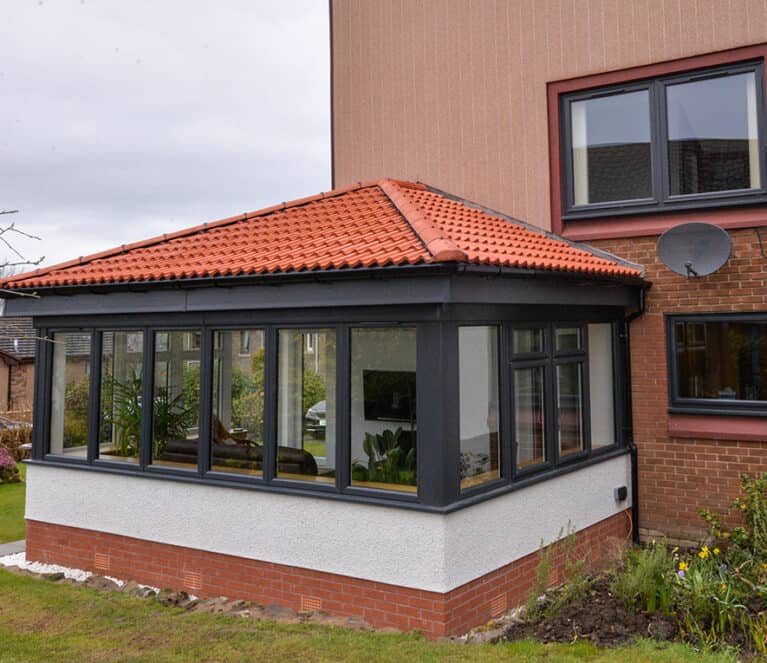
[503,576,677,647]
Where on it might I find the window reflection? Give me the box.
[151,330,201,469]
[277,329,336,483]
[515,366,545,468]
[667,72,760,195]
[571,90,652,205]
[557,363,584,456]
[211,330,265,475]
[99,331,143,463]
[459,327,500,490]
[675,320,767,401]
[49,332,91,458]
[350,328,417,493]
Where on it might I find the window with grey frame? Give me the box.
[37,315,625,509]
[667,313,767,416]
[560,60,767,219]
[511,323,619,474]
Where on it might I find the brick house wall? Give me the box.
[9,360,34,413]
[26,510,630,638]
[591,228,767,543]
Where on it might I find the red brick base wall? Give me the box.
[591,229,767,543]
[25,511,630,638]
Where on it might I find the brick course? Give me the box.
[26,511,630,638]
[591,228,767,543]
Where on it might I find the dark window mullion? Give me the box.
[580,325,592,455]
[33,328,50,459]
[86,330,101,463]
[756,62,767,191]
[262,326,277,482]
[139,328,154,470]
[655,78,671,204]
[198,328,213,477]
[499,324,514,482]
[334,325,349,492]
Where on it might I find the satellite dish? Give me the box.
[657,223,731,277]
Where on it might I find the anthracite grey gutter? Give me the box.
[0,260,648,299]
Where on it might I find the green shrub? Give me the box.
[611,541,675,614]
[0,446,20,484]
[63,376,89,447]
[525,525,590,620]
[0,422,32,462]
[231,389,265,440]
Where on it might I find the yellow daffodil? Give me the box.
[713,547,721,556]
[678,561,689,571]
[698,546,710,559]
[719,582,726,592]
[740,503,747,510]
[723,532,731,539]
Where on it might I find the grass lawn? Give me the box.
[0,462,26,544]
[0,568,738,663]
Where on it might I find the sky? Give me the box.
[0,1,330,269]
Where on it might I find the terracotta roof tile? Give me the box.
[1,179,642,290]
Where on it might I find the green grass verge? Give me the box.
[0,462,26,544]
[0,568,738,663]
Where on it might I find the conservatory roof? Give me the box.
[0,179,643,291]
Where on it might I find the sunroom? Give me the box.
[2,179,645,636]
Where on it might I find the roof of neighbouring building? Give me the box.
[0,318,92,359]
[0,317,37,358]
[0,179,643,291]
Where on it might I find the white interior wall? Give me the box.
[349,328,416,463]
[458,327,497,445]
[26,454,631,592]
[588,323,615,448]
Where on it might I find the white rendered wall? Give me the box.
[26,454,631,593]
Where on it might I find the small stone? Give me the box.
[42,572,65,581]
[83,575,119,592]
[264,603,298,622]
[466,627,506,644]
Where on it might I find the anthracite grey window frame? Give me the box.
[667,312,767,417]
[560,60,767,220]
[31,307,628,513]
[510,323,595,477]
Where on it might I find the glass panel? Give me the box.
[571,90,652,205]
[49,332,91,458]
[675,320,767,401]
[459,327,500,490]
[667,72,761,195]
[557,363,584,456]
[151,330,201,469]
[555,327,582,351]
[514,366,545,468]
[513,328,544,355]
[211,330,265,476]
[350,328,417,492]
[588,324,615,449]
[277,329,336,483]
[98,331,143,463]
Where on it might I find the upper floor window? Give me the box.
[561,61,767,218]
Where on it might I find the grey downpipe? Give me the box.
[623,287,646,545]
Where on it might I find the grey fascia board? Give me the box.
[3,271,643,318]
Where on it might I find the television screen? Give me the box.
[363,370,416,422]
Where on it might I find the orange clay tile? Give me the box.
[1,179,643,290]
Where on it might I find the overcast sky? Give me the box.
[0,1,330,268]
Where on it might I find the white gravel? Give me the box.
[0,552,157,591]
[0,551,93,581]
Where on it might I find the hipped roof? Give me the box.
[1,179,643,291]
